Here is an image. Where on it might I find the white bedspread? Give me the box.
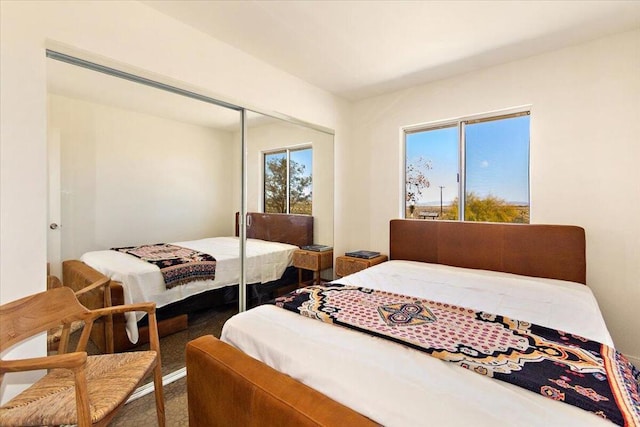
[221,260,614,427]
[81,237,297,342]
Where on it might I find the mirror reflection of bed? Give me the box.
[63,212,312,374]
[46,55,335,383]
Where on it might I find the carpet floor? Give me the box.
[108,304,237,426]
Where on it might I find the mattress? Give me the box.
[221,260,614,426]
[81,236,297,342]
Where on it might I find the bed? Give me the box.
[186,220,639,426]
[63,212,313,352]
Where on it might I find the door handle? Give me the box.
[49,223,59,230]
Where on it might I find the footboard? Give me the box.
[62,260,115,352]
[62,260,187,352]
[186,336,377,426]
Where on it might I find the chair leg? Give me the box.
[73,367,92,427]
[153,362,166,426]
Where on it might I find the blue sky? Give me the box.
[265,147,312,178]
[406,115,529,205]
[290,148,312,177]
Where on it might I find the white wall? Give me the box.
[347,29,640,364]
[48,94,236,266]
[0,0,350,401]
[245,121,334,247]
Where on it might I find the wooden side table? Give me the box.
[335,254,388,278]
[292,249,334,286]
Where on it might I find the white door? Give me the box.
[47,128,62,279]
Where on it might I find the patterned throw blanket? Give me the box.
[270,284,640,426]
[112,244,216,289]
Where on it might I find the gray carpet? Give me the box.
[109,304,237,426]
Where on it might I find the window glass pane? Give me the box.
[264,151,287,213]
[464,115,530,223]
[289,148,313,214]
[405,126,458,219]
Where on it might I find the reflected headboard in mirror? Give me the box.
[235,212,313,247]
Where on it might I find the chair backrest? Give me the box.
[0,287,90,353]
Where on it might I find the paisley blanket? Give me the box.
[270,284,640,426]
[113,243,216,289]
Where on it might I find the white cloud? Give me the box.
[480,160,489,168]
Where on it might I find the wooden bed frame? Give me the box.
[63,212,313,353]
[186,220,586,426]
[388,220,586,284]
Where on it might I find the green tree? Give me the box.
[265,157,312,214]
[443,192,521,223]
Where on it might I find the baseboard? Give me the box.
[626,353,640,370]
[127,367,186,403]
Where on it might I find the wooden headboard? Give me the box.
[389,220,586,284]
[235,212,313,248]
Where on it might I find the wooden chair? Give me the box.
[46,275,114,354]
[0,287,165,426]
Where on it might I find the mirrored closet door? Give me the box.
[46,53,243,379]
[245,111,334,254]
[45,52,334,385]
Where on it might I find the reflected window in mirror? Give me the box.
[263,146,312,215]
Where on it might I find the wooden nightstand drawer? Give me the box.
[293,250,332,270]
[335,254,387,278]
[293,249,333,286]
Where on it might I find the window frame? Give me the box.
[262,144,313,215]
[402,107,531,222]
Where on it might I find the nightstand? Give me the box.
[335,254,388,278]
[292,249,333,286]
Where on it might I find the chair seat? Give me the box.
[0,351,157,426]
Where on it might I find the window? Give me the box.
[404,111,530,223]
[264,147,312,215]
